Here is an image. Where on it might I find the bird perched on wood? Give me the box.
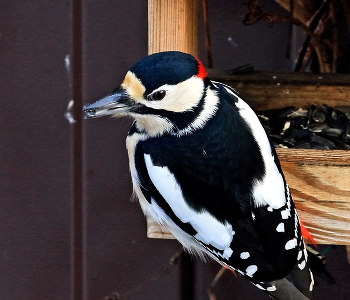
[84,51,315,300]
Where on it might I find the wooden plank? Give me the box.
[208,69,350,111]
[147,0,199,239]
[208,69,350,86]
[276,149,350,245]
[148,0,198,56]
[231,85,350,111]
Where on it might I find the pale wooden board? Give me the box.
[277,149,350,245]
[148,0,198,56]
[146,0,198,240]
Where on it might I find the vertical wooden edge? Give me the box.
[148,0,199,56]
[146,0,199,241]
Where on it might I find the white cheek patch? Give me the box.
[144,154,234,254]
[142,76,204,113]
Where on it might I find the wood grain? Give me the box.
[146,0,199,240]
[148,0,199,56]
[277,149,350,245]
[208,69,350,111]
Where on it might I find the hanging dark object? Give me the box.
[294,0,331,72]
[285,0,294,59]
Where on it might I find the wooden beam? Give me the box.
[148,0,199,56]
[277,149,350,245]
[208,69,350,111]
[146,0,199,238]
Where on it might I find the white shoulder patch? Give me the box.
[144,154,234,253]
[223,86,286,209]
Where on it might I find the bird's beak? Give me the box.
[83,87,131,119]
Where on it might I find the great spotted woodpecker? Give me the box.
[84,51,315,300]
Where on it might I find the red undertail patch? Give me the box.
[300,219,316,246]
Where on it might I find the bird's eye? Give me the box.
[149,90,166,101]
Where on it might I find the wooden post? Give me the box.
[148,0,199,56]
[147,0,199,238]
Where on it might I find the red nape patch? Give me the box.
[195,58,208,79]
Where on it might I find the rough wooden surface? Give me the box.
[208,69,350,111]
[148,0,198,56]
[146,0,199,239]
[208,69,350,86]
[277,149,350,245]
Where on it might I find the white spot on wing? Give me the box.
[144,154,234,252]
[240,252,250,259]
[223,247,234,259]
[298,260,306,270]
[267,286,277,292]
[297,250,303,260]
[276,222,285,232]
[285,238,297,250]
[281,208,291,219]
[246,265,258,277]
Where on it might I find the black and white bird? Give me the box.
[84,51,315,300]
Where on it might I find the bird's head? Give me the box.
[83,51,218,136]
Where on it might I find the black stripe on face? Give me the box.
[130,89,207,132]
